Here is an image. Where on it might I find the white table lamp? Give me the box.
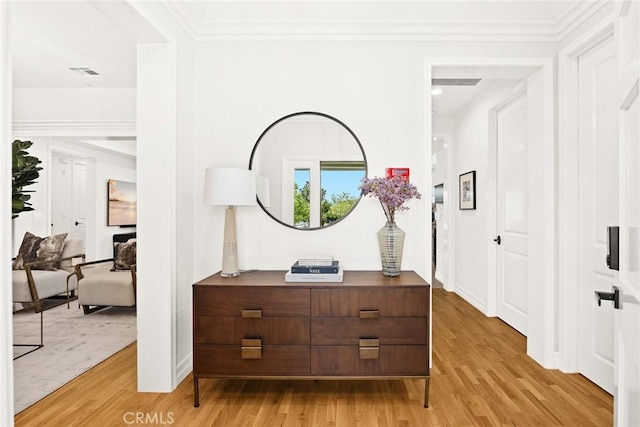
[204,168,256,277]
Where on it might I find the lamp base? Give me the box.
[220,271,240,278]
[221,206,240,278]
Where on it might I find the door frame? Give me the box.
[426,57,555,368]
[0,3,13,423]
[431,132,454,291]
[558,17,615,373]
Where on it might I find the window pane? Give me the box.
[294,169,310,229]
[320,161,366,226]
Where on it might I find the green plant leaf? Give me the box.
[11,139,42,219]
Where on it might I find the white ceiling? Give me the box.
[8,0,590,151]
[431,65,540,116]
[166,0,583,41]
[9,0,586,88]
[11,2,139,88]
[179,0,575,24]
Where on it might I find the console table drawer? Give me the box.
[311,288,428,317]
[195,317,310,344]
[311,317,427,345]
[311,346,428,375]
[194,287,310,317]
[194,345,310,375]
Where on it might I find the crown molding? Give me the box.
[555,0,610,41]
[12,120,136,137]
[161,1,610,43]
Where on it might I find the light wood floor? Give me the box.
[15,289,613,426]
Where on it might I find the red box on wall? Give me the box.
[385,167,410,181]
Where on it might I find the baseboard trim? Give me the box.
[176,352,192,386]
[434,271,445,283]
[454,286,488,315]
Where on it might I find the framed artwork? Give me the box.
[459,171,476,210]
[107,179,137,226]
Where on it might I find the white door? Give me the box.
[496,93,528,335]
[613,2,640,424]
[51,153,87,250]
[577,36,617,394]
[51,154,73,235]
[72,161,86,251]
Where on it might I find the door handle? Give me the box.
[595,286,620,309]
[493,235,501,245]
[75,221,82,226]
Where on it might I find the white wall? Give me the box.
[191,41,557,288]
[11,137,136,260]
[11,84,136,258]
[13,88,135,122]
[94,2,561,391]
[452,80,522,312]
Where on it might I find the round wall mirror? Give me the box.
[249,112,367,230]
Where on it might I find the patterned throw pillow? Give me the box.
[112,241,136,271]
[12,232,43,270]
[12,232,68,271]
[36,233,68,270]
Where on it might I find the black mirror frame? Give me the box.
[249,111,368,231]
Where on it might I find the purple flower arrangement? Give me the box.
[359,176,422,222]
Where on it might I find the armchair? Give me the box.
[75,239,136,314]
[12,238,85,313]
[12,236,84,359]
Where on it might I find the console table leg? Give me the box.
[423,377,430,408]
[194,376,200,407]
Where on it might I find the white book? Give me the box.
[285,267,344,283]
[296,257,334,266]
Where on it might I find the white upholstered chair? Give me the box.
[12,238,85,313]
[12,237,84,359]
[75,239,136,314]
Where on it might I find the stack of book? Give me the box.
[285,258,343,282]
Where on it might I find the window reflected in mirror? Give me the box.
[294,169,311,228]
[292,162,365,229]
[249,112,367,230]
[320,161,366,227]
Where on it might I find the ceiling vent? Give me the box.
[432,78,481,86]
[68,67,101,76]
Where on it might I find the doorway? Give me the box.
[428,58,555,368]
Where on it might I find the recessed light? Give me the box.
[431,88,443,96]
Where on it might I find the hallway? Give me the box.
[15,288,613,426]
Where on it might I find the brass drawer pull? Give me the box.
[359,338,380,347]
[241,338,262,359]
[359,338,380,359]
[242,309,262,319]
[359,310,379,319]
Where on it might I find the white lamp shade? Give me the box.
[204,168,257,206]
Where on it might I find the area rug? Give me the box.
[12,303,136,414]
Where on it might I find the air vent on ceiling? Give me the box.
[68,67,101,76]
[432,78,481,86]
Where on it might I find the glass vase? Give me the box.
[377,221,405,277]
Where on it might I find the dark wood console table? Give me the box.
[192,270,430,407]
